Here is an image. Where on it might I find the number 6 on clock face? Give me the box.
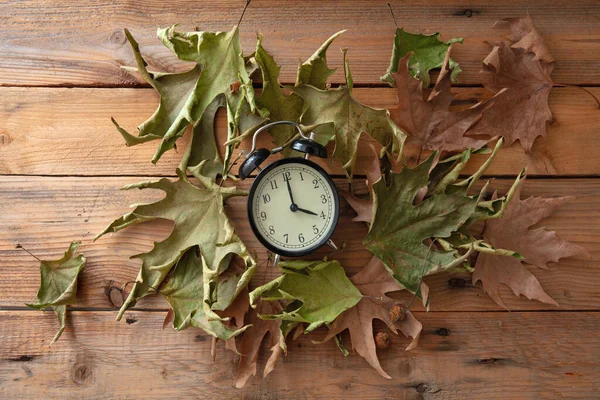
[247,158,340,257]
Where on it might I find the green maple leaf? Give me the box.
[364,154,477,293]
[112,26,265,172]
[26,242,86,345]
[293,50,404,179]
[249,260,362,333]
[160,246,249,340]
[295,30,346,89]
[95,167,256,321]
[381,28,463,88]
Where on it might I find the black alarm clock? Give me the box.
[240,121,340,261]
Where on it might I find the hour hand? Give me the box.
[296,207,318,216]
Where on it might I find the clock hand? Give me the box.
[296,207,318,216]
[286,178,296,206]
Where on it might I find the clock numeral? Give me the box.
[312,179,319,189]
[282,171,292,182]
[321,194,327,204]
[283,233,289,243]
[312,225,319,234]
[269,225,275,235]
[270,180,278,190]
[300,172,304,181]
[260,211,267,221]
[298,233,305,243]
[263,194,271,204]
[320,211,326,219]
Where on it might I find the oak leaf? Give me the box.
[364,154,476,293]
[249,259,362,333]
[26,242,86,345]
[293,50,404,179]
[389,48,499,153]
[473,179,587,308]
[472,16,554,151]
[321,257,422,379]
[95,168,256,321]
[381,28,463,88]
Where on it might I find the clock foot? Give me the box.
[326,239,338,250]
[273,253,281,266]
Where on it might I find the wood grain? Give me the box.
[1,1,599,87]
[1,87,599,177]
[1,176,596,311]
[1,310,599,399]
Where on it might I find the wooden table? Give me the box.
[1,1,599,398]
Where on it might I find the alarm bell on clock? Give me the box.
[239,121,340,265]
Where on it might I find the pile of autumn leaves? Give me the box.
[27,15,586,386]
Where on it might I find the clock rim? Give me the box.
[246,157,340,257]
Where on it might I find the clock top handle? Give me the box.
[239,121,327,180]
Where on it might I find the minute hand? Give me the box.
[296,207,318,216]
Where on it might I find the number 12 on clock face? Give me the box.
[247,159,340,257]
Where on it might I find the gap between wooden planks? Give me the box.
[1,87,599,177]
[1,0,599,87]
[1,176,596,311]
[1,310,599,399]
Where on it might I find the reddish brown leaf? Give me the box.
[472,16,554,151]
[320,257,422,379]
[234,300,283,388]
[473,179,587,308]
[388,47,496,153]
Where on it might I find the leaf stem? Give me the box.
[386,3,399,28]
[237,0,252,28]
[15,244,42,262]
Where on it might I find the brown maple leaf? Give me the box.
[471,16,554,151]
[234,300,283,388]
[320,257,422,379]
[472,179,587,308]
[389,47,497,154]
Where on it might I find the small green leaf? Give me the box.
[26,242,86,345]
[295,30,346,89]
[250,260,362,333]
[381,28,463,88]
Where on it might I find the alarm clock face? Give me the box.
[248,158,339,257]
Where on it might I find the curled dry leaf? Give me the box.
[26,242,86,345]
[471,16,554,151]
[320,257,422,379]
[94,167,256,322]
[234,300,283,389]
[473,178,588,308]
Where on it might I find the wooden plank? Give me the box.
[1,310,598,399]
[1,87,599,177]
[1,1,599,87]
[1,176,597,311]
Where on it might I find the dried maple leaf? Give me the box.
[381,28,463,88]
[473,178,587,308]
[234,300,283,388]
[389,48,499,154]
[95,167,256,321]
[471,16,554,151]
[26,242,86,345]
[293,50,404,179]
[250,259,363,333]
[113,27,265,170]
[321,257,422,379]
